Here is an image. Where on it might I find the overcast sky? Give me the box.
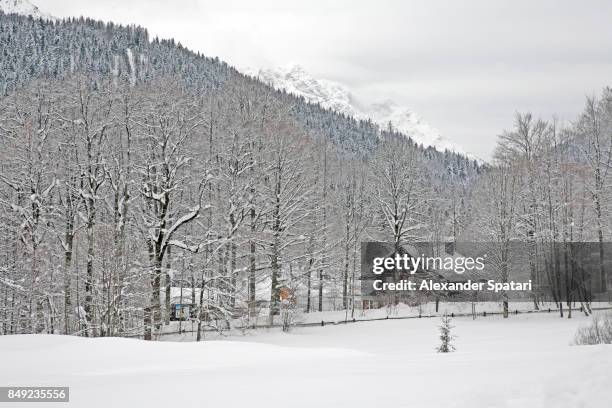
[42,0,612,159]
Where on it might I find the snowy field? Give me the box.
[1,312,611,408]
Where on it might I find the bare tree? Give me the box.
[575,92,612,293]
[134,83,210,340]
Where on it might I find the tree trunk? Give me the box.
[63,224,73,335]
[85,211,96,336]
[143,306,152,340]
[248,208,257,318]
[269,172,282,324]
[269,235,280,324]
[164,247,171,325]
[152,258,162,333]
[343,222,350,310]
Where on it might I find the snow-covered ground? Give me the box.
[1,311,610,408]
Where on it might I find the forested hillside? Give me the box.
[0,11,481,165]
[0,11,609,339]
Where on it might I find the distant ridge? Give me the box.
[248,63,469,156]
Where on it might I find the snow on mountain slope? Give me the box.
[0,0,55,20]
[248,63,467,155]
[369,100,467,154]
[246,64,359,118]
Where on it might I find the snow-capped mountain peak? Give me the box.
[248,63,359,119]
[247,64,467,155]
[368,101,466,153]
[0,0,55,21]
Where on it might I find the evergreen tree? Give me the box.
[437,312,456,353]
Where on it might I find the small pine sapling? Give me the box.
[437,312,456,353]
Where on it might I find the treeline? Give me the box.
[0,11,481,161]
[0,72,479,339]
[468,90,612,317]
